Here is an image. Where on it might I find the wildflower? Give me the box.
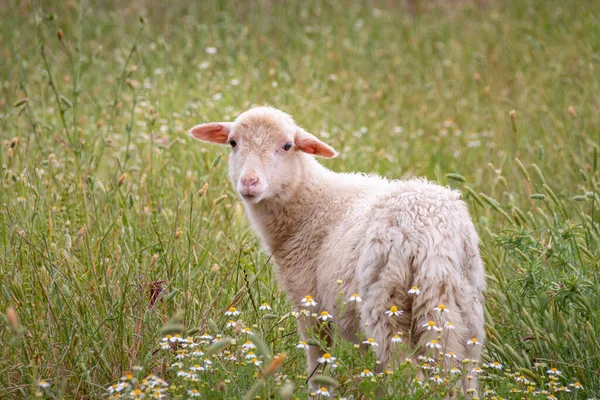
[450,367,461,375]
[245,352,256,360]
[226,320,236,328]
[200,333,213,340]
[360,369,374,378]
[259,303,272,311]
[297,341,308,349]
[546,367,562,375]
[316,387,330,397]
[430,375,443,384]
[363,338,379,347]
[250,358,262,366]
[242,327,254,335]
[426,339,442,349]
[385,306,402,317]
[466,337,482,346]
[391,334,402,343]
[471,367,483,374]
[569,382,583,389]
[423,320,442,332]
[317,353,336,364]
[445,352,458,359]
[242,340,256,350]
[445,321,455,330]
[301,295,317,307]
[433,304,449,313]
[190,364,205,372]
[408,286,421,295]
[291,311,300,318]
[38,380,51,389]
[319,311,333,321]
[188,389,201,397]
[205,47,217,54]
[348,293,362,302]
[225,307,240,316]
[488,361,502,369]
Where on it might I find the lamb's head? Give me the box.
[189,107,337,204]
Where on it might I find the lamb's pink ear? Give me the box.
[295,128,338,158]
[189,122,232,144]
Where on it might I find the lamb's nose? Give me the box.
[241,176,259,187]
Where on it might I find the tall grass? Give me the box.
[0,0,598,398]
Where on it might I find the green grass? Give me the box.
[1,0,599,398]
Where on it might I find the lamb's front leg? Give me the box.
[296,316,332,392]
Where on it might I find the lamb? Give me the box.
[189,106,486,392]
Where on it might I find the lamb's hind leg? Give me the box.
[356,229,414,371]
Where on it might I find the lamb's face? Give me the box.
[226,115,299,203]
[189,107,338,204]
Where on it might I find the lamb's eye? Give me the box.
[282,143,292,151]
[229,140,237,148]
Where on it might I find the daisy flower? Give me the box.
[433,304,449,313]
[360,369,374,378]
[319,311,333,321]
[242,340,256,350]
[385,305,402,317]
[408,286,421,295]
[430,375,443,384]
[450,367,461,375]
[250,358,262,366]
[317,353,336,364]
[241,327,254,335]
[466,337,482,346]
[348,293,362,302]
[362,338,379,347]
[316,387,330,397]
[546,368,562,375]
[391,334,402,343]
[225,307,240,316]
[188,389,201,397]
[569,382,583,389]
[445,321,455,330]
[259,303,272,311]
[297,341,308,349]
[422,320,442,332]
[426,339,442,349]
[245,352,256,360]
[226,320,236,328]
[301,295,317,307]
[38,380,51,389]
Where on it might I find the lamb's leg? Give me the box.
[296,316,332,391]
[411,252,485,396]
[356,231,413,371]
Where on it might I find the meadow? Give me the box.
[1,0,599,398]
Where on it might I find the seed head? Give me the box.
[6,307,18,329]
[174,230,183,240]
[117,173,127,186]
[57,29,64,41]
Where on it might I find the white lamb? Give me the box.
[189,106,486,391]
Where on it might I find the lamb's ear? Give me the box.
[189,122,232,144]
[295,128,338,158]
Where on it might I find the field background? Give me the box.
[1,0,599,398]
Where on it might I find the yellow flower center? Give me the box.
[411,286,419,290]
[363,369,370,373]
[438,304,446,310]
[390,306,398,312]
[228,307,236,312]
[428,321,435,327]
[322,353,331,359]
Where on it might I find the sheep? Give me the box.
[189,106,486,392]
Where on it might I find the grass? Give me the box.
[1,0,599,398]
